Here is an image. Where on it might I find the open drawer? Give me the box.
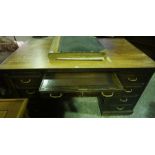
[39,72,124,98]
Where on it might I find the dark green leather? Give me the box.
[58,36,104,53]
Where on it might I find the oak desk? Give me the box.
[0,37,155,115]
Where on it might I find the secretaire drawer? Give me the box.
[12,77,42,89]
[41,91,107,98]
[39,72,124,97]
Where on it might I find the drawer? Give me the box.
[39,72,124,97]
[41,92,69,98]
[101,104,134,114]
[117,86,144,97]
[13,77,42,89]
[41,91,106,98]
[99,96,139,106]
[117,73,150,86]
[18,89,39,98]
[101,86,144,98]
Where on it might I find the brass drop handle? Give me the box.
[101,92,114,97]
[120,98,128,103]
[116,106,125,111]
[124,88,133,93]
[49,93,63,98]
[20,79,32,84]
[128,77,137,82]
[26,90,36,95]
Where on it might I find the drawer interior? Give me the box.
[39,72,124,93]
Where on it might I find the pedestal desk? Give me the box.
[0,37,155,115]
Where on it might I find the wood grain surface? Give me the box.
[0,98,28,117]
[0,37,154,70]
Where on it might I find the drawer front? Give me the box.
[39,73,124,98]
[18,89,39,98]
[13,77,42,89]
[102,104,134,114]
[98,96,136,114]
[100,96,139,106]
[40,91,103,98]
[41,92,74,98]
[120,86,144,97]
[101,86,144,98]
[117,73,150,86]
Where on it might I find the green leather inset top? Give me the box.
[58,36,104,53]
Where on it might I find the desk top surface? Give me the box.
[0,37,155,70]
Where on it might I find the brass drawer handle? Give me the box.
[20,79,32,84]
[124,88,133,93]
[127,77,137,82]
[25,90,36,95]
[120,98,128,103]
[101,92,114,97]
[116,106,125,111]
[49,93,63,98]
